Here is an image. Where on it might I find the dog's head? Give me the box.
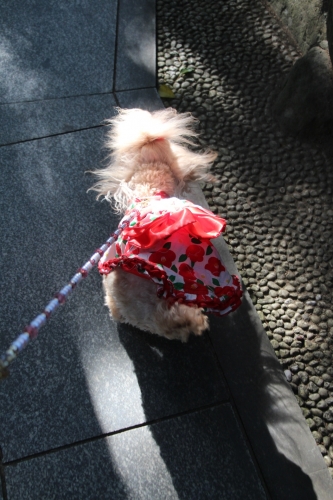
[89,108,217,212]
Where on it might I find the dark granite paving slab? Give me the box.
[0,94,117,146]
[0,129,227,462]
[4,404,267,500]
[0,0,117,103]
[115,0,156,91]
[116,87,163,111]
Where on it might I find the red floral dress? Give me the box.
[99,194,242,316]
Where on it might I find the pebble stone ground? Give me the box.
[157,0,333,476]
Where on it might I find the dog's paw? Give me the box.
[161,304,209,342]
[191,308,209,336]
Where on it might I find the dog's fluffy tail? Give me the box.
[90,108,217,207]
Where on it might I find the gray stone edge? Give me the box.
[186,183,333,499]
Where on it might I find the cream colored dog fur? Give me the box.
[91,108,217,342]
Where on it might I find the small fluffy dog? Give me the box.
[91,108,242,342]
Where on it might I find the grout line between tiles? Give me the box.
[0,91,115,107]
[0,125,105,148]
[0,447,8,500]
[115,85,156,94]
[113,0,121,94]
[3,399,228,467]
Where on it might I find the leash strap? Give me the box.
[0,212,136,379]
